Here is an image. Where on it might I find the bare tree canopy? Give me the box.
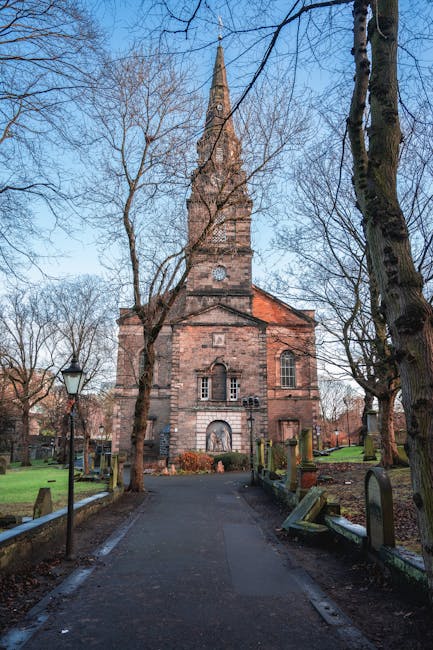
[0,0,101,277]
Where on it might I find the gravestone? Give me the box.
[281,486,327,531]
[365,467,395,550]
[0,456,7,474]
[363,410,377,461]
[33,487,53,519]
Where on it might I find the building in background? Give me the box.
[114,45,319,461]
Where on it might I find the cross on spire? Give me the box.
[218,16,223,41]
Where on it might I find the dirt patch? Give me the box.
[317,462,420,553]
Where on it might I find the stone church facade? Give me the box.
[113,45,319,461]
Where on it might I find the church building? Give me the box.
[113,45,319,461]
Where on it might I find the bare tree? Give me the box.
[0,288,59,465]
[46,276,116,471]
[48,276,116,387]
[0,0,101,277]
[272,144,402,466]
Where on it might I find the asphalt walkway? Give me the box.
[2,473,375,649]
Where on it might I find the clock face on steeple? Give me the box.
[212,265,227,281]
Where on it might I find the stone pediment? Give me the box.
[174,303,266,328]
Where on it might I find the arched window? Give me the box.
[280,351,296,388]
[212,363,227,400]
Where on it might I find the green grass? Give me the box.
[0,465,106,518]
[316,445,375,463]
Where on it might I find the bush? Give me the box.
[272,444,287,470]
[176,451,213,472]
[212,452,249,472]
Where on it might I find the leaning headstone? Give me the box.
[364,467,395,550]
[33,487,53,519]
[281,486,327,531]
[0,456,7,474]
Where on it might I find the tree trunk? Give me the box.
[349,0,433,596]
[20,402,31,466]
[378,391,399,468]
[360,391,374,444]
[128,340,156,492]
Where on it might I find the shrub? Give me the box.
[176,451,213,472]
[212,452,249,472]
[272,444,287,470]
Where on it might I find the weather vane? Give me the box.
[218,16,223,41]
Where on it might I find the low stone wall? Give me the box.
[257,471,428,596]
[0,489,123,573]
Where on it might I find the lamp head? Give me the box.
[61,355,85,397]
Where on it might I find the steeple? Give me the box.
[186,44,253,315]
[197,44,241,166]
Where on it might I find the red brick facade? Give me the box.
[113,46,319,460]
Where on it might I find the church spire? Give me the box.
[197,44,240,165]
[186,44,253,315]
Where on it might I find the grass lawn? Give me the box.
[316,445,375,463]
[0,464,107,519]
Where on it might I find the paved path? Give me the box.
[3,473,375,649]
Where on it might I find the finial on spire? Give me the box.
[218,16,223,41]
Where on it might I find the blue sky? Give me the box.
[23,0,433,305]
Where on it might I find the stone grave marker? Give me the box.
[33,487,53,519]
[364,467,395,550]
[0,456,7,474]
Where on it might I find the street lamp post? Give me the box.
[242,396,260,486]
[62,354,85,560]
[334,428,340,449]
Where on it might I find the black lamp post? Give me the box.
[242,395,260,486]
[334,428,340,449]
[62,354,85,560]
